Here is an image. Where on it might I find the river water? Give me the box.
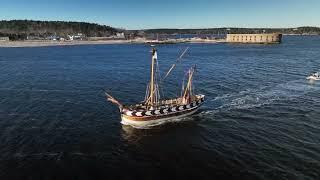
[0,36,320,179]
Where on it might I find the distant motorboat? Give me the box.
[306,72,320,80]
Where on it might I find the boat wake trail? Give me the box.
[202,80,318,115]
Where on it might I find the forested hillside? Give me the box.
[0,20,119,40]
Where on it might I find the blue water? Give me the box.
[0,36,320,179]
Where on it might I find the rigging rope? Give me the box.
[145,47,190,105]
[162,47,189,81]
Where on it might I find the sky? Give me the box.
[0,0,319,29]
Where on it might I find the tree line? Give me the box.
[0,20,120,40]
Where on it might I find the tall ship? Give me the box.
[105,48,205,127]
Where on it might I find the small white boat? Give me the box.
[306,72,320,80]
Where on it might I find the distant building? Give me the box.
[116,32,125,39]
[68,33,85,41]
[27,35,45,40]
[226,33,282,44]
[0,37,9,41]
[47,35,59,41]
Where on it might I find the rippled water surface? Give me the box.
[1,36,320,179]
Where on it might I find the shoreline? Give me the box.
[0,40,136,48]
[0,39,224,48]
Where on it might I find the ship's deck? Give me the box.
[125,95,203,111]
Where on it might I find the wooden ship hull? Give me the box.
[121,94,205,127]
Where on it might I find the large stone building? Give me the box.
[226,33,282,44]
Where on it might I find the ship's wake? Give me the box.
[199,79,318,116]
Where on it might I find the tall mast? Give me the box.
[146,48,158,107]
[182,66,195,104]
[150,48,156,105]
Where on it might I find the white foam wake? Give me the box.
[205,80,319,114]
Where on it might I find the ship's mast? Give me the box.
[150,48,156,105]
[145,48,159,107]
[182,66,195,104]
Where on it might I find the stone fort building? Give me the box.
[226,33,282,44]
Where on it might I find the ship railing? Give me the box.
[159,95,199,106]
[127,95,201,111]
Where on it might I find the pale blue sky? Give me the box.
[0,0,319,29]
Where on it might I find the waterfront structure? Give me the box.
[116,32,125,39]
[68,33,85,41]
[226,33,282,44]
[27,35,45,40]
[0,37,9,41]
